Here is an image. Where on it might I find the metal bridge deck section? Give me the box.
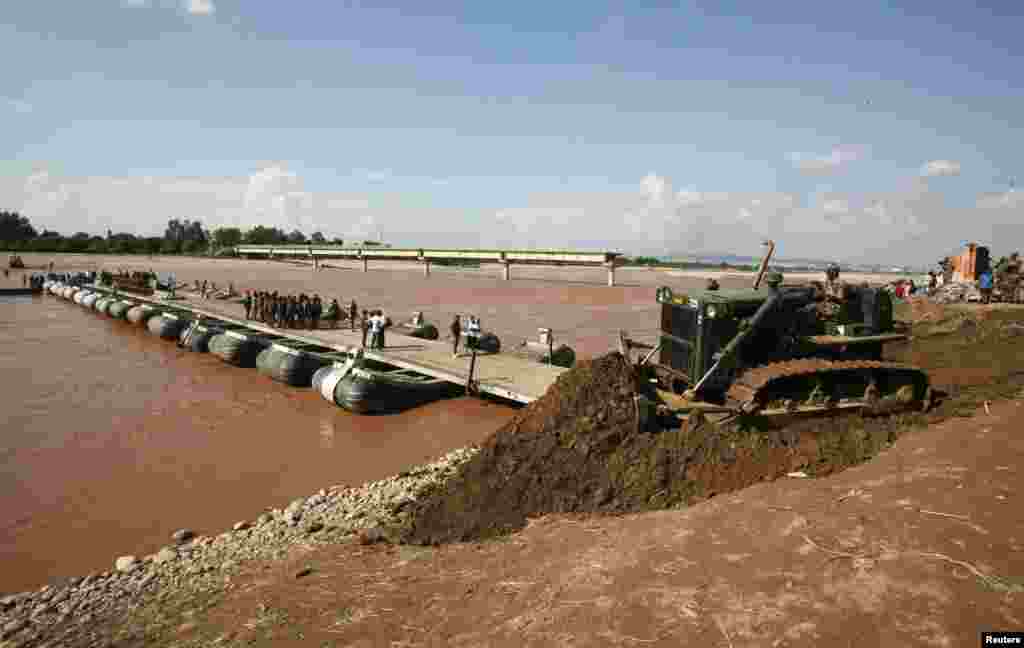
[91,286,567,404]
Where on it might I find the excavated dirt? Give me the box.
[399,354,910,545]
[399,301,1024,546]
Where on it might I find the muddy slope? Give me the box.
[400,303,1024,546]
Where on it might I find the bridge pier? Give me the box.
[606,261,617,287]
[423,259,431,277]
[361,257,368,272]
[502,261,511,281]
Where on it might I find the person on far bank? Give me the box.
[242,291,252,319]
[349,300,358,332]
[980,269,994,304]
[450,314,462,358]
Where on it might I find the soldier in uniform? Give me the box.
[764,270,784,292]
[705,278,720,291]
[817,263,850,320]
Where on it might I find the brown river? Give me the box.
[0,293,515,593]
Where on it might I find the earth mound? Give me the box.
[397,303,1024,546]
[397,352,905,546]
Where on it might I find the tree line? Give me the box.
[0,211,351,255]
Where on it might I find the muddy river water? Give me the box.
[0,294,515,593]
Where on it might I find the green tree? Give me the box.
[87,238,108,254]
[243,225,287,245]
[160,238,181,254]
[183,239,206,254]
[0,211,37,241]
[212,227,243,249]
[310,231,326,244]
[286,229,307,244]
[144,237,163,255]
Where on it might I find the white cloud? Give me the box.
[821,198,849,218]
[186,0,215,15]
[788,147,863,174]
[6,99,32,114]
[920,159,961,177]
[3,164,384,240]
[977,189,1022,209]
[640,173,672,208]
[356,169,392,183]
[5,165,1021,264]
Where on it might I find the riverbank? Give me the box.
[0,447,478,648]
[3,299,1023,647]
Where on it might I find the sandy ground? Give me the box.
[110,398,1023,648]
[8,254,916,358]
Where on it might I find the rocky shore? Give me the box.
[0,446,477,648]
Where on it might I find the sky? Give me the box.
[1,0,1022,265]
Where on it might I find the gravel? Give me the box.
[0,446,477,647]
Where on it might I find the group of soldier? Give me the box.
[238,291,400,349]
[703,263,852,322]
[242,291,355,331]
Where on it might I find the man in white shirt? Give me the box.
[369,311,382,349]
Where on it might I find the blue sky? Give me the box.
[1,0,1021,264]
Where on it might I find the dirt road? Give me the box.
[100,396,1021,648]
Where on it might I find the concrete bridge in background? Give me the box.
[233,245,626,286]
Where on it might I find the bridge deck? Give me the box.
[89,286,567,404]
[233,245,620,266]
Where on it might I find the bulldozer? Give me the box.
[637,242,932,424]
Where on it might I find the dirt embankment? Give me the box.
[398,301,1024,545]
[17,300,1024,647]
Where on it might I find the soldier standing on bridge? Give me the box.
[450,313,462,358]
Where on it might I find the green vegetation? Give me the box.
[0,210,339,256]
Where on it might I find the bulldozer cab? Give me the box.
[655,286,767,393]
[654,283,899,399]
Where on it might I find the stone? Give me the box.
[153,547,177,564]
[293,567,314,579]
[115,556,139,573]
[172,529,195,545]
[232,521,249,532]
[0,594,24,610]
[305,521,324,535]
[2,619,27,638]
[256,513,273,526]
[358,526,388,545]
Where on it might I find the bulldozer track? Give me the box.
[725,358,930,412]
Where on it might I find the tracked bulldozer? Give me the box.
[638,242,932,424]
